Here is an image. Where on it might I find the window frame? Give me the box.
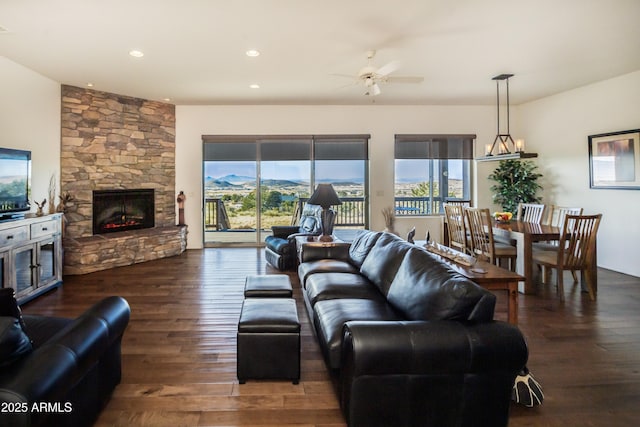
[394,134,475,215]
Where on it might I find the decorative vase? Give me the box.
[384,227,398,236]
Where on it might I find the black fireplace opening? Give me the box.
[93,189,155,235]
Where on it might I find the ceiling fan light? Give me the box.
[371,83,381,96]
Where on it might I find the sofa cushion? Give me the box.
[0,317,33,368]
[298,203,323,234]
[305,272,385,307]
[314,299,403,369]
[359,232,414,296]
[348,230,383,268]
[299,216,318,233]
[22,315,74,348]
[298,259,359,288]
[386,249,496,322]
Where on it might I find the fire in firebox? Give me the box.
[92,189,155,235]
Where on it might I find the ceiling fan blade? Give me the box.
[330,73,358,80]
[376,60,400,77]
[385,76,424,84]
[365,83,381,96]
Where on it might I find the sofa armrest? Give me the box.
[299,242,351,263]
[271,225,300,239]
[339,320,528,427]
[0,296,130,425]
[342,320,527,376]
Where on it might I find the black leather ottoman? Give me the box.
[237,298,300,384]
[244,274,293,298]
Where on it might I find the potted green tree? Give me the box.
[488,159,542,215]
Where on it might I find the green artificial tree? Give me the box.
[488,160,542,215]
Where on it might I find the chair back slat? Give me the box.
[558,214,602,269]
[464,207,494,263]
[548,205,583,227]
[546,206,583,246]
[444,204,468,254]
[517,203,546,224]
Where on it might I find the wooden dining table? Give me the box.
[416,241,523,324]
[492,220,598,295]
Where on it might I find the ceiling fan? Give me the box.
[336,50,424,96]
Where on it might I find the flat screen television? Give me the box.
[0,147,31,221]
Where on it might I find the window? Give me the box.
[203,135,369,244]
[394,134,474,215]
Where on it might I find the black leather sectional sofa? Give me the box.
[0,296,130,427]
[298,230,528,427]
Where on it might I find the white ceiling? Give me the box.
[1,0,639,106]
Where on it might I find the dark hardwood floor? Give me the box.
[21,248,640,426]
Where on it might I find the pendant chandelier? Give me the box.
[476,74,538,162]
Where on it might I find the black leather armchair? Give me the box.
[264,203,323,270]
[0,296,130,427]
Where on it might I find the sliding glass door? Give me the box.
[259,140,311,241]
[204,141,259,243]
[314,138,368,229]
[203,135,368,245]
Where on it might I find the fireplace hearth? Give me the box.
[93,189,155,235]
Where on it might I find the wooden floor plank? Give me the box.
[21,248,640,426]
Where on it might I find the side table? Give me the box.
[294,236,351,264]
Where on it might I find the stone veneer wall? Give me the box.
[60,85,186,274]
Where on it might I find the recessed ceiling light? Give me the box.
[87,83,94,87]
[129,50,144,58]
[249,84,260,89]
[246,49,260,57]
[163,98,171,102]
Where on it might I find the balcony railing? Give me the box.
[298,197,366,228]
[394,197,470,216]
[204,196,463,230]
[204,198,230,230]
[204,197,368,230]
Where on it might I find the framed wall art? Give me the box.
[588,129,640,189]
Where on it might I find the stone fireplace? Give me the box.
[60,85,187,275]
[93,189,155,234]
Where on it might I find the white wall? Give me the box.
[4,54,636,277]
[176,105,496,249]
[0,57,61,213]
[518,71,640,277]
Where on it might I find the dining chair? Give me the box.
[464,207,517,271]
[532,214,601,301]
[534,206,584,281]
[545,205,584,228]
[444,204,468,254]
[443,199,471,208]
[516,203,546,224]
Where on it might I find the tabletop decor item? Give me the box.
[493,211,513,223]
[381,206,397,235]
[307,183,342,242]
[34,199,47,216]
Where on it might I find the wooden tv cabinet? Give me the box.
[0,213,63,304]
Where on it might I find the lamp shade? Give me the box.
[307,184,342,209]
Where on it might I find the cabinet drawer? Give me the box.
[0,225,29,247]
[30,219,58,238]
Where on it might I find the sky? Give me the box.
[0,159,30,177]
[204,159,464,183]
[205,160,365,181]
